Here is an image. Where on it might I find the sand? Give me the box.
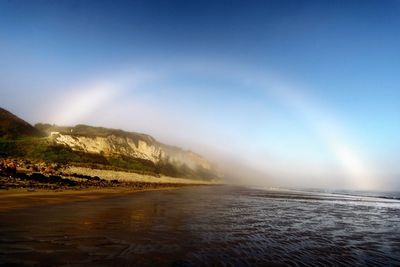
[0,186,180,212]
[64,166,221,184]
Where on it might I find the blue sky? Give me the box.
[0,0,399,189]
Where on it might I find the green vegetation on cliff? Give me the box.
[0,108,218,180]
[0,137,215,179]
[35,123,155,146]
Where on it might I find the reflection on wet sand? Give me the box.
[0,186,399,266]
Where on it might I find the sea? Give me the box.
[0,186,399,266]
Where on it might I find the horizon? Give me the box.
[1,0,400,190]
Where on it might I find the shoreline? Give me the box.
[0,158,223,212]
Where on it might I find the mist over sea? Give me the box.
[1,186,399,266]
[324,189,400,200]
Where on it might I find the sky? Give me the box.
[0,0,399,190]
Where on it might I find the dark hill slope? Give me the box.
[0,108,43,139]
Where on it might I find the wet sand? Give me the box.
[1,186,399,266]
[0,186,181,212]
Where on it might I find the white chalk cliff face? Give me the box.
[50,131,211,171]
[52,133,164,162]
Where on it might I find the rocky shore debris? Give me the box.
[0,158,185,190]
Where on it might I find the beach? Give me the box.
[1,186,399,266]
[0,158,220,212]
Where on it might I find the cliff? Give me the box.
[0,107,219,180]
[35,124,212,172]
